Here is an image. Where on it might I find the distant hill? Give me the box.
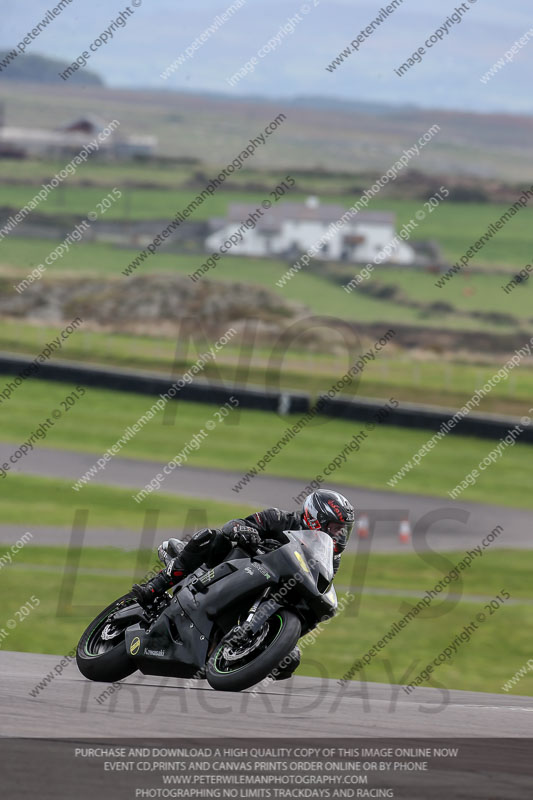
[263,95,418,116]
[169,89,416,117]
[0,52,103,87]
[0,80,532,181]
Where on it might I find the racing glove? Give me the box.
[224,524,262,550]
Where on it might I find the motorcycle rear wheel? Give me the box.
[76,594,138,682]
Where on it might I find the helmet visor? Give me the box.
[325,520,353,540]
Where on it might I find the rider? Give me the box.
[132,490,355,609]
[131,490,354,680]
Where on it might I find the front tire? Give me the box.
[77,594,138,682]
[206,609,301,692]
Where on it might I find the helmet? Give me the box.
[302,490,355,541]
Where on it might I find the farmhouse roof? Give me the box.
[59,114,108,134]
[226,202,395,226]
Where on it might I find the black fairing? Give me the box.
[121,531,337,677]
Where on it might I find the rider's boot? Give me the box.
[131,557,186,610]
[131,529,216,610]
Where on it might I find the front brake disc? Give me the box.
[222,625,269,662]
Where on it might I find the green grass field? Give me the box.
[2,238,430,331]
[0,159,361,194]
[2,545,531,695]
[1,165,532,267]
[373,266,533,318]
[311,548,533,694]
[0,474,255,530]
[2,380,533,509]
[0,235,526,339]
[0,316,531,417]
[305,592,532,695]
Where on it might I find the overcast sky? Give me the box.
[1,0,532,113]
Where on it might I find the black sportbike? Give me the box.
[76,530,338,692]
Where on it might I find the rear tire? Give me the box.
[76,594,138,682]
[206,609,301,692]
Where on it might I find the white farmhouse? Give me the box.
[206,197,415,264]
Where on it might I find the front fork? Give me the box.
[230,588,284,646]
[244,587,271,627]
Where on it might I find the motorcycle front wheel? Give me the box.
[206,608,301,692]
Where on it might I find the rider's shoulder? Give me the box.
[258,507,284,520]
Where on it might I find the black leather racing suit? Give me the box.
[166,507,347,585]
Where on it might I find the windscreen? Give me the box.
[289,529,334,584]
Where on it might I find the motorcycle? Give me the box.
[76,529,338,692]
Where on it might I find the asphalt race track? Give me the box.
[3,651,533,738]
[0,442,531,552]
